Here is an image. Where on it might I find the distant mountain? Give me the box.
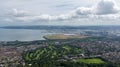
[1,25,120,30]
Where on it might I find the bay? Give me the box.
[0,29,55,41]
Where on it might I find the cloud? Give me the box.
[74,0,119,15]
[11,9,30,17]
[94,0,119,14]
[3,0,120,23]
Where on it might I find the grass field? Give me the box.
[76,58,105,64]
[43,34,88,40]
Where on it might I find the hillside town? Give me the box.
[0,35,120,66]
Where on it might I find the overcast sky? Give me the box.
[0,0,120,26]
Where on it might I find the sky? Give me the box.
[0,0,120,26]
